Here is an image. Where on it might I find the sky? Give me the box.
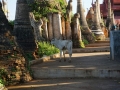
[1,0,103,20]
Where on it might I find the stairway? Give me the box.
[73,40,110,53]
[85,40,110,47]
[30,39,120,79]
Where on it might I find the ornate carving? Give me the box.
[72,13,82,48]
[29,12,44,42]
[66,0,73,22]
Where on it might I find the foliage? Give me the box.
[9,20,14,30]
[37,41,59,57]
[25,53,35,61]
[8,20,14,32]
[80,41,85,48]
[9,20,14,26]
[29,0,66,20]
[0,69,7,85]
[82,39,89,45]
[24,42,59,61]
[92,32,96,39]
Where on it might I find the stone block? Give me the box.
[110,31,120,60]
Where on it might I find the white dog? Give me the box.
[51,38,72,63]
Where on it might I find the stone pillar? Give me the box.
[107,0,112,19]
[72,13,82,48]
[47,13,53,40]
[96,0,102,23]
[106,0,112,31]
[91,2,105,40]
[61,16,66,39]
[65,21,71,40]
[110,31,120,60]
[52,12,62,39]
[77,0,95,43]
[90,7,95,22]
[42,17,48,41]
[14,0,36,52]
[66,0,73,22]
[111,11,115,25]
[77,0,89,31]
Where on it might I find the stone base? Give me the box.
[82,30,95,43]
[95,34,106,41]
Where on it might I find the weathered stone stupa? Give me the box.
[0,1,32,86]
[106,0,112,31]
[91,1,105,40]
[77,0,95,43]
[14,0,36,53]
[77,0,89,31]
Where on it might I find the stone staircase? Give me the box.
[72,40,110,53]
[85,40,110,47]
[30,39,120,79]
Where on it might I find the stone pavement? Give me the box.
[31,52,120,79]
[8,78,120,90]
[32,52,119,70]
[7,51,120,90]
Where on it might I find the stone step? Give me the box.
[85,43,110,47]
[73,46,110,53]
[95,40,110,43]
[31,52,120,79]
[31,68,120,79]
[7,78,120,90]
[30,47,110,65]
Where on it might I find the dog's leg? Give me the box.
[63,50,66,62]
[59,50,62,62]
[68,53,72,63]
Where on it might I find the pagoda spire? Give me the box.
[92,0,94,5]
[106,0,112,31]
[77,0,90,31]
[111,11,115,25]
[107,0,112,19]
[96,0,102,23]
[14,0,37,52]
[77,0,95,43]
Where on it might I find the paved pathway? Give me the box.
[7,52,120,90]
[8,78,120,90]
[32,52,120,70]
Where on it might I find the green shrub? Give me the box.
[0,69,7,85]
[29,0,66,20]
[80,41,85,48]
[82,39,89,45]
[37,41,59,57]
[25,53,35,61]
[9,20,14,30]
